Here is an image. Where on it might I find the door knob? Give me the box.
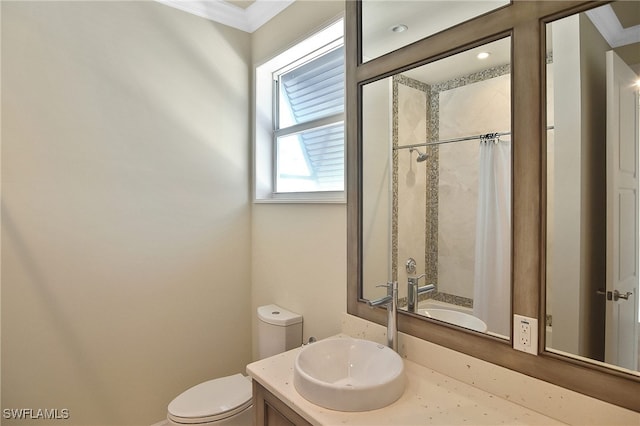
[596,289,633,301]
[612,290,632,301]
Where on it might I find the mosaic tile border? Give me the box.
[428,292,474,308]
[391,74,430,283]
[397,292,473,309]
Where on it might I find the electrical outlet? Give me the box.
[519,320,530,346]
[513,314,538,355]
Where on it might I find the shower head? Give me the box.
[410,148,428,162]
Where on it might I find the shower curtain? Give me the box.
[473,138,511,338]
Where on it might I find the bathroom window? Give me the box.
[255,18,345,202]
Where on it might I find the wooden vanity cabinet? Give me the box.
[252,381,312,426]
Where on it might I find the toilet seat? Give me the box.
[167,374,252,424]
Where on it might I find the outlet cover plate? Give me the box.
[513,314,538,355]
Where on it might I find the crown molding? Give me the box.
[586,4,640,48]
[156,0,294,33]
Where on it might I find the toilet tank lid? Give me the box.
[258,304,302,326]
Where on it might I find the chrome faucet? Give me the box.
[407,274,435,313]
[366,281,398,351]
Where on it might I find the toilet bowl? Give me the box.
[167,374,252,425]
[167,304,303,425]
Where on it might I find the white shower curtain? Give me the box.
[473,138,511,338]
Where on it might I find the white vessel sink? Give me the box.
[419,308,488,333]
[293,337,405,412]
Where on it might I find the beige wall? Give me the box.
[1,2,251,424]
[550,15,582,356]
[396,83,428,302]
[577,13,608,360]
[251,0,346,359]
[549,14,608,359]
[251,205,346,353]
[362,78,392,301]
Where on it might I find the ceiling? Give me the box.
[369,2,639,85]
[611,1,640,29]
[158,1,637,72]
[156,0,292,33]
[587,3,640,71]
[362,1,508,61]
[402,37,511,85]
[226,0,255,10]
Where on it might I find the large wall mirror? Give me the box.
[545,2,640,376]
[348,0,640,412]
[363,37,512,338]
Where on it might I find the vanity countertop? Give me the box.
[246,335,565,426]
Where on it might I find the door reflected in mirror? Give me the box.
[362,37,512,339]
[545,1,640,374]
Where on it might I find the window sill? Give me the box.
[253,191,346,204]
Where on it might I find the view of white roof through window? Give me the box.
[275,44,345,193]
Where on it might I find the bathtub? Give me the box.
[416,300,487,332]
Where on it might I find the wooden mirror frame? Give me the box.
[346,0,639,412]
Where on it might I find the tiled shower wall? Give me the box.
[393,65,510,307]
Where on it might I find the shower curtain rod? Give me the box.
[395,126,554,151]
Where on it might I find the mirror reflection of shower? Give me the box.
[362,36,512,338]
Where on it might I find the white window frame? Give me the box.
[254,17,345,203]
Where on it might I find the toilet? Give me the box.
[167,304,303,425]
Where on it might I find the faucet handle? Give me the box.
[375,281,393,292]
[366,281,398,307]
[376,281,398,294]
[408,274,426,285]
[405,258,417,274]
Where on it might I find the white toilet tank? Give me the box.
[257,304,303,359]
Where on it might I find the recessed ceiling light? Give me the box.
[477,52,491,60]
[390,24,408,33]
